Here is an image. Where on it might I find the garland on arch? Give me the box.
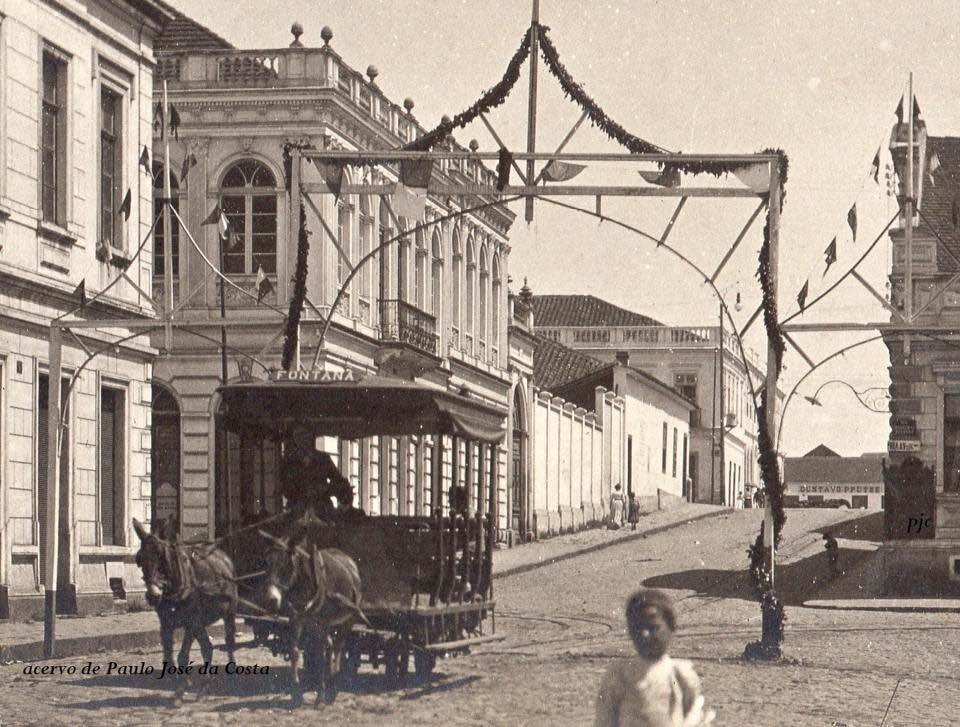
[282,202,310,371]
[404,30,532,152]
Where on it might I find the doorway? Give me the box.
[511,388,527,540]
[151,384,181,534]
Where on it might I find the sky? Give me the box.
[174,0,960,457]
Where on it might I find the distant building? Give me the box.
[533,293,773,508]
[783,447,885,509]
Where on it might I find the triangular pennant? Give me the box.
[847,204,857,242]
[119,189,132,220]
[797,280,809,312]
[823,237,837,275]
[541,160,586,182]
[139,146,150,176]
[73,279,86,308]
[153,102,164,136]
[639,166,681,188]
[731,162,769,193]
[168,105,181,140]
[201,204,221,226]
[496,148,512,191]
[913,96,921,121]
[894,96,903,126]
[391,182,428,220]
[180,153,197,182]
[311,159,344,200]
[400,158,434,189]
[255,266,274,303]
[870,149,880,184]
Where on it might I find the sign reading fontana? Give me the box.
[270,368,364,383]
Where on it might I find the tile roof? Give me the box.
[155,4,234,53]
[803,444,840,458]
[919,136,960,272]
[532,335,608,390]
[531,295,662,328]
[784,455,884,484]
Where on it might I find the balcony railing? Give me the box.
[379,299,437,356]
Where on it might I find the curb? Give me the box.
[492,508,732,580]
[802,599,960,613]
[1,623,228,665]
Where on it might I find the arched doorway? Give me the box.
[151,383,181,533]
[511,386,528,540]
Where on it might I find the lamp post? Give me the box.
[803,379,890,414]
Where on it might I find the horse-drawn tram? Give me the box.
[212,368,508,704]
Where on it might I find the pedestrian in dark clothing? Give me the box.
[822,532,840,578]
[628,493,641,530]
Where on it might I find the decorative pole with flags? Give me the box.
[904,73,914,356]
[162,80,174,354]
[217,208,229,385]
[524,0,540,223]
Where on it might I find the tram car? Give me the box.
[214,369,507,684]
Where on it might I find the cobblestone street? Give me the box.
[1,508,956,726]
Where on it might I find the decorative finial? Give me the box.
[469,139,479,152]
[366,65,379,83]
[519,277,533,304]
[290,22,304,47]
[403,97,415,114]
[320,26,333,46]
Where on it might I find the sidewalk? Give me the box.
[0,503,727,663]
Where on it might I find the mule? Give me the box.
[132,518,238,705]
[259,530,368,707]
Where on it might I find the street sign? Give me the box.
[889,439,921,452]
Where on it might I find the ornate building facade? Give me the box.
[149,15,524,541]
[0,0,171,619]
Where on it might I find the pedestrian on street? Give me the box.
[609,484,626,530]
[823,532,840,578]
[595,588,715,726]
[628,493,641,530]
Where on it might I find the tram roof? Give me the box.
[215,374,507,444]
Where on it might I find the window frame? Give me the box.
[40,47,69,226]
[98,75,126,251]
[219,158,279,276]
[99,383,127,547]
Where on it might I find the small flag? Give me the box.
[824,237,837,274]
[797,280,809,312]
[311,159,344,200]
[542,160,586,182]
[73,279,86,308]
[139,146,150,176]
[119,189,131,220]
[870,149,880,183]
[255,266,273,303]
[847,203,857,241]
[496,148,513,191]
[180,153,197,182]
[639,166,681,188]
[928,150,941,185]
[153,102,164,136]
[168,105,181,140]
[202,204,238,249]
[201,204,222,226]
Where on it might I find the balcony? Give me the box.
[376,299,439,379]
[537,324,764,373]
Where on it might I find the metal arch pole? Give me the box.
[764,160,782,586]
[163,80,174,353]
[290,147,302,371]
[904,72,914,362]
[524,0,540,222]
[43,324,63,657]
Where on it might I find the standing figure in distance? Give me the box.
[609,484,626,530]
[822,532,840,579]
[627,492,641,531]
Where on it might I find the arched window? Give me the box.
[220,159,278,275]
[397,217,411,303]
[478,241,489,357]
[452,228,462,347]
[152,163,180,277]
[431,229,443,324]
[358,195,373,323]
[492,252,502,361]
[414,227,427,311]
[336,197,353,311]
[465,235,476,354]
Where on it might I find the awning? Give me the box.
[215,375,507,444]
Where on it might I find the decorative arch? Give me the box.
[414,225,428,311]
[492,251,503,358]
[478,240,489,356]
[511,382,529,539]
[358,193,374,322]
[452,227,463,345]
[431,228,444,321]
[378,197,394,302]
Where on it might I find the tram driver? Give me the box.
[280,424,354,518]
